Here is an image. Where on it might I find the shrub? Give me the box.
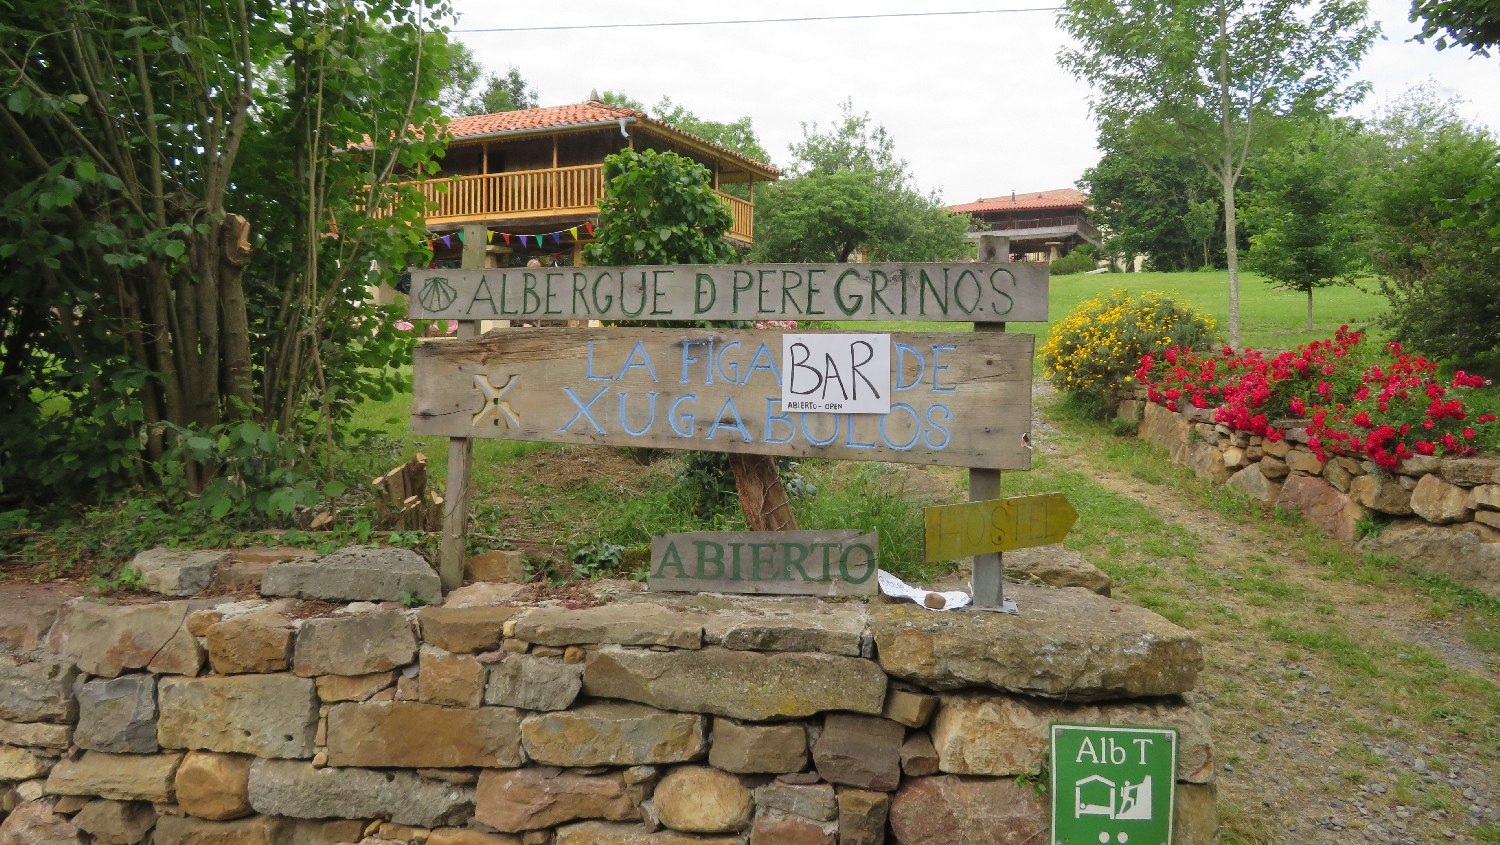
[1049,244,1098,276]
[1042,289,1217,406]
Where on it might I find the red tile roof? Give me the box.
[948,188,1088,214]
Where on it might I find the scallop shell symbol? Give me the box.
[417,276,458,313]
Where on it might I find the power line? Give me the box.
[453,7,1060,34]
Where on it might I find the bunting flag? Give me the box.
[552,233,562,245]
[456,230,464,243]
[486,231,494,243]
[584,221,595,235]
[502,233,511,245]
[429,224,597,251]
[569,227,578,240]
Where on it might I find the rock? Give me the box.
[130,549,229,597]
[287,819,366,845]
[512,605,702,650]
[0,800,84,845]
[151,813,287,845]
[1258,455,1289,479]
[1411,473,1474,524]
[475,769,637,833]
[262,546,440,605]
[1284,448,1325,475]
[206,605,295,675]
[1275,474,1366,542]
[1184,442,1230,484]
[294,610,418,677]
[465,551,527,583]
[62,602,202,678]
[485,656,584,712]
[0,588,66,653]
[1323,458,1355,493]
[1138,403,1190,462]
[1443,457,1500,487]
[837,790,889,845]
[1227,464,1282,504]
[583,647,886,721]
[0,746,55,781]
[752,784,837,822]
[1221,446,1246,469]
[1350,475,1413,515]
[326,701,521,769]
[706,719,804,774]
[1471,484,1500,510]
[48,796,89,815]
[1361,521,1500,600]
[157,675,318,759]
[928,692,1214,783]
[75,676,157,754]
[880,690,937,729]
[652,767,751,834]
[1262,438,1291,458]
[314,671,396,703]
[870,582,1201,700]
[70,800,155,845]
[443,583,529,609]
[1476,510,1500,530]
[554,821,742,845]
[1175,783,1218,845]
[418,647,486,709]
[0,720,71,750]
[899,733,939,777]
[426,829,520,845]
[811,715,902,791]
[696,599,867,656]
[249,759,474,827]
[748,814,835,845]
[1399,455,1442,476]
[0,653,78,724]
[521,703,704,768]
[999,546,1111,596]
[418,607,524,654]
[888,776,1047,845]
[174,751,252,821]
[45,752,183,803]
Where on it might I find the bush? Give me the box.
[1042,289,1217,407]
[1049,244,1098,275]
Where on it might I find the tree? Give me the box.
[1243,119,1362,330]
[478,66,538,113]
[1185,195,1221,271]
[437,42,536,116]
[595,91,773,197]
[1411,0,1500,55]
[1058,0,1377,347]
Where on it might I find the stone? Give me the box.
[130,549,230,597]
[1183,442,1230,484]
[837,790,889,845]
[248,758,474,827]
[0,800,84,845]
[870,582,1201,700]
[811,715,902,791]
[651,767,751,834]
[261,545,440,605]
[1221,446,1246,469]
[1138,403,1190,463]
[928,692,1214,783]
[286,819,365,845]
[1275,474,1367,542]
[583,647,886,721]
[206,606,295,675]
[71,800,156,845]
[475,769,637,833]
[888,776,1047,845]
[1262,437,1291,459]
[1411,473,1474,524]
[749,814,836,845]
[0,746,55,781]
[74,676,157,755]
[752,783,836,822]
[1477,510,1500,530]
[696,599,867,656]
[521,703,704,768]
[62,602,202,678]
[427,829,520,845]
[512,605,702,650]
[1284,448,1324,475]
[0,720,71,750]
[418,607,524,654]
[50,796,89,815]
[45,752,183,803]
[294,610,418,677]
[326,701,521,769]
[554,822,742,845]
[1227,464,1282,504]
[1443,457,1500,486]
[1350,474,1413,515]
[706,719,804,774]
[484,656,584,712]
[1175,783,1218,845]
[314,671,396,703]
[174,752,252,821]
[418,647,486,709]
[443,583,529,609]
[0,588,66,653]
[465,551,527,583]
[376,823,428,842]
[1471,484,1500,510]
[999,546,1111,596]
[1322,459,1354,493]
[880,689,937,728]
[152,814,287,845]
[1399,455,1442,475]
[1258,455,1289,479]
[0,653,78,724]
[157,675,318,759]
[1361,521,1500,599]
[899,733,938,778]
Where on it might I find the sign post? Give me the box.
[1050,723,1178,845]
[971,233,1010,611]
[922,493,1078,561]
[439,224,486,591]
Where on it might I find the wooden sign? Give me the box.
[411,328,1033,470]
[649,530,879,596]
[923,493,1077,561]
[406,262,1048,323]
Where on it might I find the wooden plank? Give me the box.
[923,494,1079,562]
[971,233,1013,609]
[648,530,878,596]
[406,262,1048,323]
[411,328,1034,470]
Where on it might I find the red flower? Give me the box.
[1464,428,1476,439]
[1416,441,1435,455]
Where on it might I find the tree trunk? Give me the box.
[1218,0,1241,349]
[218,214,256,416]
[728,453,798,532]
[1307,287,1314,332]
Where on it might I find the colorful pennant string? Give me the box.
[429,223,596,253]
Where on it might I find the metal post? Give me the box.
[972,233,1016,612]
[440,223,488,592]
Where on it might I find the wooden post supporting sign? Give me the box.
[972,233,1011,611]
[440,223,488,591]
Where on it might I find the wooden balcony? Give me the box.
[398,165,755,244]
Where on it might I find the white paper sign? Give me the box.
[781,333,892,414]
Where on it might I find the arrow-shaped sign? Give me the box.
[923,493,1078,562]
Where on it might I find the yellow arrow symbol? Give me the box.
[923,493,1078,562]
[472,374,521,429]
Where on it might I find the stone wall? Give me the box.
[0,548,1219,845]
[1132,398,1500,599]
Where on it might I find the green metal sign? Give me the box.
[1050,723,1178,845]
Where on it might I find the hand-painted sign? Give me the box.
[405,262,1048,323]
[1051,723,1177,845]
[648,530,878,596]
[782,333,891,415]
[411,328,1033,470]
[923,493,1077,561]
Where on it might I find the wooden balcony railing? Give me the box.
[716,190,754,242]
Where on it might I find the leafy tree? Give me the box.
[1184,195,1221,271]
[584,149,737,265]
[1058,0,1377,346]
[438,42,536,116]
[1411,0,1500,55]
[478,66,539,113]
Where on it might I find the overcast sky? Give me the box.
[453,0,1500,205]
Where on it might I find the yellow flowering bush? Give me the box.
[1042,290,1217,403]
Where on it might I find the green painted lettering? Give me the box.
[654,542,688,578]
[783,543,814,581]
[694,541,725,579]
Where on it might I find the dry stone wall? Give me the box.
[0,548,1219,845]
